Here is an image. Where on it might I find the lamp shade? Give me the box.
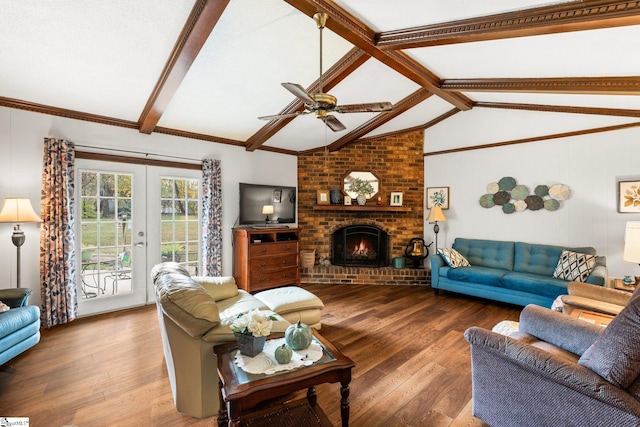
[261,205,274,215]
[0,198,42,223]
[426,206,447,222]
[624,221,640,263]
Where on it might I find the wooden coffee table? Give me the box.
[569,309,615,327]
[214,331,355,427]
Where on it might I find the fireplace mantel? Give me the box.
[312,205,412,212]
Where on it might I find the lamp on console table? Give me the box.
[0,197,43,288]
[261,205,274,226]
[426,206,447,253]
[623,221,640,285]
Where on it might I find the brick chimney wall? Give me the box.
[297,130,425,263]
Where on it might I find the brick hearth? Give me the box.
[301,265,431,287]
[297,129,428,286]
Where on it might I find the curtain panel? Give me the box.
[40,138,77,328]
[202,159,222,276]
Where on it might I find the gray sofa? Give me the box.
[431,238,607,308]
[0,288,40,366]
[465,301,640,426]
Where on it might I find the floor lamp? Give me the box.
[623,221,640,285]
[0,198,42,288]
[426,206,447,253]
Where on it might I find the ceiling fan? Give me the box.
[258,12,393,132]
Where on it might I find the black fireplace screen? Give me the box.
[331,225,389,267]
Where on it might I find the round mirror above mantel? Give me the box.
[343,171,380,200]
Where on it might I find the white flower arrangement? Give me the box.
[224,309,278,337]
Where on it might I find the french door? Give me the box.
[76,159,201,316]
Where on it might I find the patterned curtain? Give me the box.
[40,138,77,328]
[201,159,222,276]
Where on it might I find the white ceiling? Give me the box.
[1,0,639,155]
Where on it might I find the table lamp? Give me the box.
[0,197,43,288]
[262,205,274,226]
[426,206,447,253]
[623,221,640,285]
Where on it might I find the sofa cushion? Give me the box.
[150,262,191,283]
[579,293,640,388]
[452,238,514,270]
[193,276,239,301]
[502,272,569,299]
[155,272,221,338]
[216,290,270,323]
[438,248,470,268]
[254,286,324,315]
[0,306,40,340]
[0,288,33,308]
[514,243,596,276]
[447,266,509,287]
[553,250,597,282]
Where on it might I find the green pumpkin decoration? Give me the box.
[285,321,312,351]
[274,343,293,364]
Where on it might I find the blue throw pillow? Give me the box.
[438,248,471,268]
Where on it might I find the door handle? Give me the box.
[135,242,145,247]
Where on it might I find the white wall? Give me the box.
[425,121,640,280]
[0,107,297,304]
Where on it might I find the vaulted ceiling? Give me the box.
[1,0,639,156]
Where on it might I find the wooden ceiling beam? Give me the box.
[475,101,640,118]
[137,0,230,134]
[328,87,432,152]
[245,47,369,151]
[425,121,640,157]
[377,0,640,49]
[284,0,472,111]
[441,77,640,94]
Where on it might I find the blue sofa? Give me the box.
[0,288,40,366]
[431,238,607,308]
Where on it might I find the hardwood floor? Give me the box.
[0,284,520,426]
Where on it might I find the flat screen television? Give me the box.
[238,183,297,226]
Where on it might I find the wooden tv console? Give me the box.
[232,227,300,292]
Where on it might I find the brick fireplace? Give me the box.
[297,130,430,287]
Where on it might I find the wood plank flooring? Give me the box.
[0,284,520,426]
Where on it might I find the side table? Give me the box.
[214,331,355,427]
[613,278,638,293]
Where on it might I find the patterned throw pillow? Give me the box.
[0,300,8,312]
[438,248,471,268]
[552,250,596,282]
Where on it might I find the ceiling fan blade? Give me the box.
[323,115,346,132]
[282,82,317,106]
[335,102,393,114]
[258,111,307,121]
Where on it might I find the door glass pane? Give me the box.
[160,176,200,274]
[79,171,133,299]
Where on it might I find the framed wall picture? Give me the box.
[619,180,640,213]
[426,187,449,209]
[273,189,282,203]
[390,191,403,207]
[344,196,352,206]
[317,190,330,205]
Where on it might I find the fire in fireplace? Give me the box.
[331,225,389,267]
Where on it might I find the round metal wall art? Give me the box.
[479,177,571,214]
